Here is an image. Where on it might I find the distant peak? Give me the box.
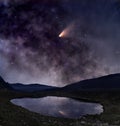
[0,76,5,83]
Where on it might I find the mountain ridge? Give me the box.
[11,83,58,92]
[1,73,120,92]
[62,73,120,92]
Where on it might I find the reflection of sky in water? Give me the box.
[11,96,103,119]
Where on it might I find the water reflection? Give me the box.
[11,96,103,119]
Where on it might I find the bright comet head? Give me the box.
[59,30,66,38]
[59,23,74,38]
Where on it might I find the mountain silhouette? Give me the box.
[0,76,58,92]
[11,83,58,92]
[0,76,12,89]
[1,73,120,92]
[62,73,120,92]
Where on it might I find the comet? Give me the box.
[59,23,75,38]
[59,30,66,38]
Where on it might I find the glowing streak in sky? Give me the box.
[59,23,74,38]
[59,30,66,38]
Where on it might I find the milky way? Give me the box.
[0,0,120,86]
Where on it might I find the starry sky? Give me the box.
[0,0,120,86]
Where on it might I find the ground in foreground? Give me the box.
[0,89,120,126]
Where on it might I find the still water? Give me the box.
[11,96,103,119]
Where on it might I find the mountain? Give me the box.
[0,76,12,89]
[11,83,58,92]
[62,73,120,92]
[0,76,58,92]
[1,73,120,93]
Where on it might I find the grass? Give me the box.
[0,88,120,126]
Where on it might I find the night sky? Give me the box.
[0,0,120,86]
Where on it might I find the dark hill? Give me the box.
[0,76,58,92]
[62,73,120,92]
[11,83,58,92]
[0,76,12,89]
[1,73,120,93]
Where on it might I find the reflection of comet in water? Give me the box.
[59,23,74,38]
[59,110,67,116]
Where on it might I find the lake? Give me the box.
[11,96,103,119]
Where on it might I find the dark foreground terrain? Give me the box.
[1,74,120,126]
[1,89,120,126]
